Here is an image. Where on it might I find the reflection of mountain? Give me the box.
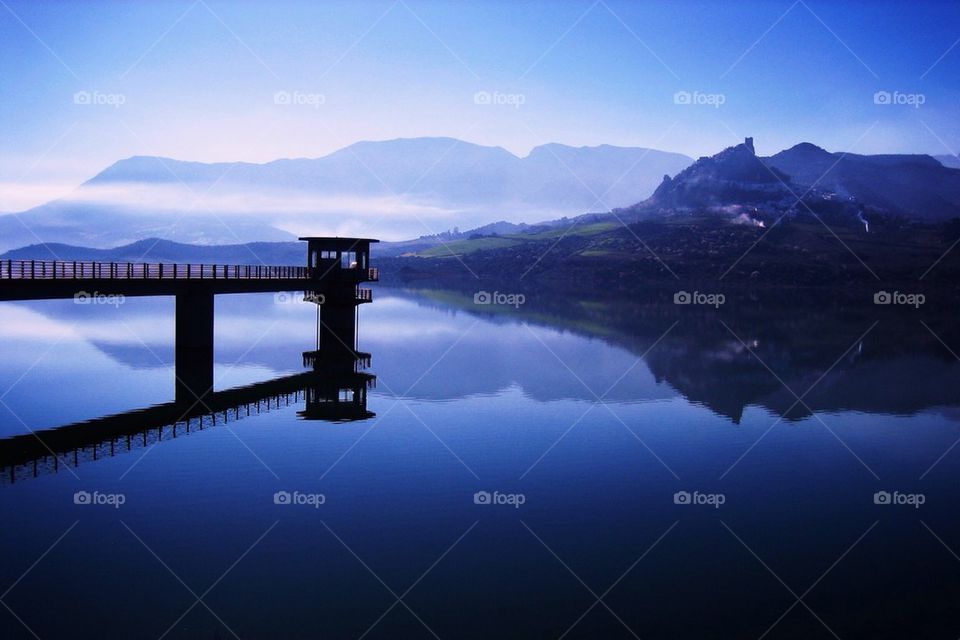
[644,321,960,423]
[94,342,173,368]
[13,289,960,423]
[385,289,960,423]
[40,293,673,405]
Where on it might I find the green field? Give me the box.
[417,221,619,257]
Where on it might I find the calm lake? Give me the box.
[1,288,959,639]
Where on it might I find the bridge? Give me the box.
[0,237,379,403]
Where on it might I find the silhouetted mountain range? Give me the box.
[635,137,793,213]
[379,139,960,286]
[623,137,960,226]
[766,143,960,221]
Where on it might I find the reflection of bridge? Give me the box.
[0,237,378,403]
[0,352,377,485]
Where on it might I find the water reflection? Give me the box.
[0,319,376,484]
[8,289,959,427]
[370,289,960,422]
[300,348,376,422]
[2,289,960,638]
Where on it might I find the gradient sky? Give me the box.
[1,0,959,210]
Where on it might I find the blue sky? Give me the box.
[1,0,959,210]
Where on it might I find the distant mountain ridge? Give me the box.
[0,137,692,252]
[642,137,792,210]
[363,137,960,289]
[85,138,692,214]
[766,143,960,221]
[0,238,304,264]
[621,137,960,225]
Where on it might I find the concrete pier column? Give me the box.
[175,292,214,404]
[319,303,356,353]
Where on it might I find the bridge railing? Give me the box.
[2,388,306,484]
[0,259,312,281]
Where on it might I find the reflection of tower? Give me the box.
[299,348,376,422]
[299,237,379,422]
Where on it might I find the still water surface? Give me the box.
[0,289,958,638]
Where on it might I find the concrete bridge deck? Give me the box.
[0,258,378,301]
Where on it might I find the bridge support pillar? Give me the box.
[319,302,357,363]
[175,292,214,404]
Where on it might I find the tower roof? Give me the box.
[299,236,379,250]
